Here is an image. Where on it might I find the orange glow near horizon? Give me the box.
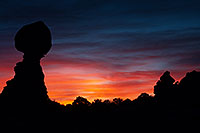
[0,58,189,105]
[41,64,186,105]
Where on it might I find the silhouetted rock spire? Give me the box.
[0,21,52,110]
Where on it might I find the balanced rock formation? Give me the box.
[0,21,52,111]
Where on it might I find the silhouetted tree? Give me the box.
[103,99,111,105]
[136,93,153,102]
[93,99,102,104]
[133,93,154,107]
[72,96,91,112]
[113,98,123,105]
[90,99,104,112]
[72,96,91,106]
[122,98,132,105]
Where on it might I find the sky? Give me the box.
[0,0,200,104]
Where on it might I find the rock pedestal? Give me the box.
[1,58,50,106]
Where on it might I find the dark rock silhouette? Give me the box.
[0,21,58,122]
[154,71,177,105]
[1,21,50,101]
[154,70,200,106]
[179,70,200,104]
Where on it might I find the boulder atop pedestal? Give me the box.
[15,21,52,59]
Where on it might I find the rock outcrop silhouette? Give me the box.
[154,70,200,107]
[0,21,53,115]
[154,71,177,105]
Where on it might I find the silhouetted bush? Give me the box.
[71,96,91,112]
[113,98,123,105]
[133,93,154,105]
